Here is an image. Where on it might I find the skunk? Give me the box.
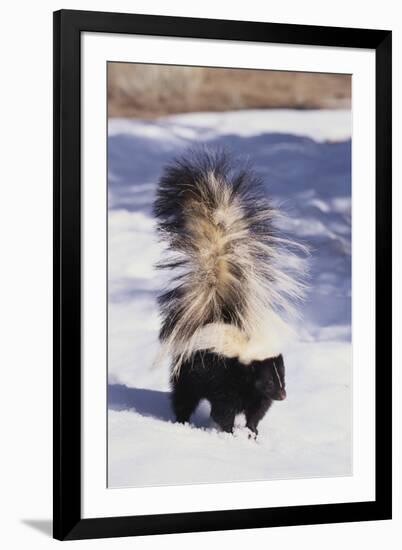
[154,150,306,431]
[171,352,286,436]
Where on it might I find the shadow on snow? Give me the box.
[108,384,212,429]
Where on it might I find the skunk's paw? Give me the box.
[245,427,258,441]
[232,426,258,442]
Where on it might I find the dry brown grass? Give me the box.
[108,63,351,118]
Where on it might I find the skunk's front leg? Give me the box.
[210,403,236,433]
[245,398,272,437]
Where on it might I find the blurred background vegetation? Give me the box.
[108,63,351,118]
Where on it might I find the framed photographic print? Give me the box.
[53,9,392,541]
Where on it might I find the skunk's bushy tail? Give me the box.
[154,150,308,372]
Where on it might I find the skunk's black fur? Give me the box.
[171,353,286,435]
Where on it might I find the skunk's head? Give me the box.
[252,354,286,401]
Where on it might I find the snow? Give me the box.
[107,109,352,488]
[109,109,351,143]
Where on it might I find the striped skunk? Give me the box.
[171,352,286,436]
[154,150,306,432]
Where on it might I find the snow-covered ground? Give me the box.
[107,109,352,488]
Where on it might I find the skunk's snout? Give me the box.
[276,388,287,401]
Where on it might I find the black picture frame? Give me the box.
[53,9,392,541]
